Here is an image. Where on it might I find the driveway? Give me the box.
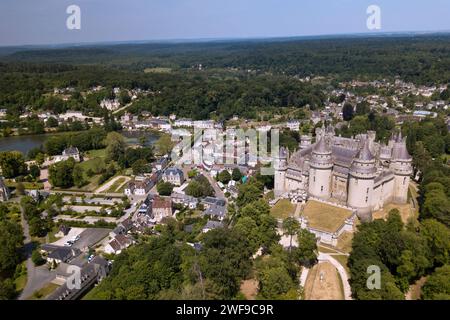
[19,206,55,300]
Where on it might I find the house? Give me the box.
[202,204,226,221]
[104,234,134,255]
[125,178,153,196]
[162,167,185,186]
[174,118,193,127]
[54,147,80,163]
[0,177,11,202]
[154,157,169,171]
[0,109,7,118]
[171,192,198,209]
[202,220,224,233]
[152,197,172,222]
[48,256,111,300]
[46,246,81,264]
[100,99,120,111]
[286,120,300,131]
[109,218,134,238]
[201,197,226,209]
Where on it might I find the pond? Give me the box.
[0,131,161,155]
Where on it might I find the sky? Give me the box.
[0,0,449,46]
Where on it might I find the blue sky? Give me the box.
[0,0,449,46]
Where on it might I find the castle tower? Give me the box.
[347,140,377,221]
[379,143,392,168]
[300,135,312,150]
[390,132,412,203]
[274,147,288,197]
[308,136,333,200]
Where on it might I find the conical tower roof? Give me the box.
[313,136,331,155]
[357,140,374,161]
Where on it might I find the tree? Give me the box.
[48,158,75,188]
[31,249,45,266]
[156,134,174,156]
[72,165,85,188]
[131,159,148,175]
[421,265,450,300]
[15,182,25,196]
[185,175,215,198]
[294,229,318,267]
[0,151,28,178]
[29,164,40,180]
[157,181,174,196]
[232,168,243,181]
[342,103,354,121]
[0,219,23,273]
[105,132,126,162]
[46,116,58,128]
[217,170,231,184]
[420,219,450,266]
[282,217,300,252]
[258,266,297,299]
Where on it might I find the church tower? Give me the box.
[274,147,288,197]
[347,140,377,221]
[390,132,412,203]
[308,136,333,200]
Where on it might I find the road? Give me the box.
[18,206,55,300]
[112,102,133,115]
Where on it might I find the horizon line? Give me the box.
[1,29,450,49]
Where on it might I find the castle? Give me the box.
[274,126,412,221]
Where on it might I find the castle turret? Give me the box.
[390,132,412,203]
[274,147,288,197]
[347,140,377,221]
[300,135,312,150]
[308,136,333,200]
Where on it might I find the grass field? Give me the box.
[302,200,353,233]
[14,262,27,292]
[336,232,353,253]
[106,177,127,193]
[85,148,107,159]
[270,199,295,219]
[144,67,173,73]
[27,283,60,300]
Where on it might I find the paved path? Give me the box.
[318,253,352,300]
[18,206,55,300]
[94,175,130,194]
[299,267,309,288]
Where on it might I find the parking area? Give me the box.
[51,227,85,246]
[72,228,111,250]
[50,227,110,250]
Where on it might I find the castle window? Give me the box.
[403,177,406,185]
[365,196,368,203]
[321,186,323,192]
[366,188,369,194]
[313,176,315,182]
